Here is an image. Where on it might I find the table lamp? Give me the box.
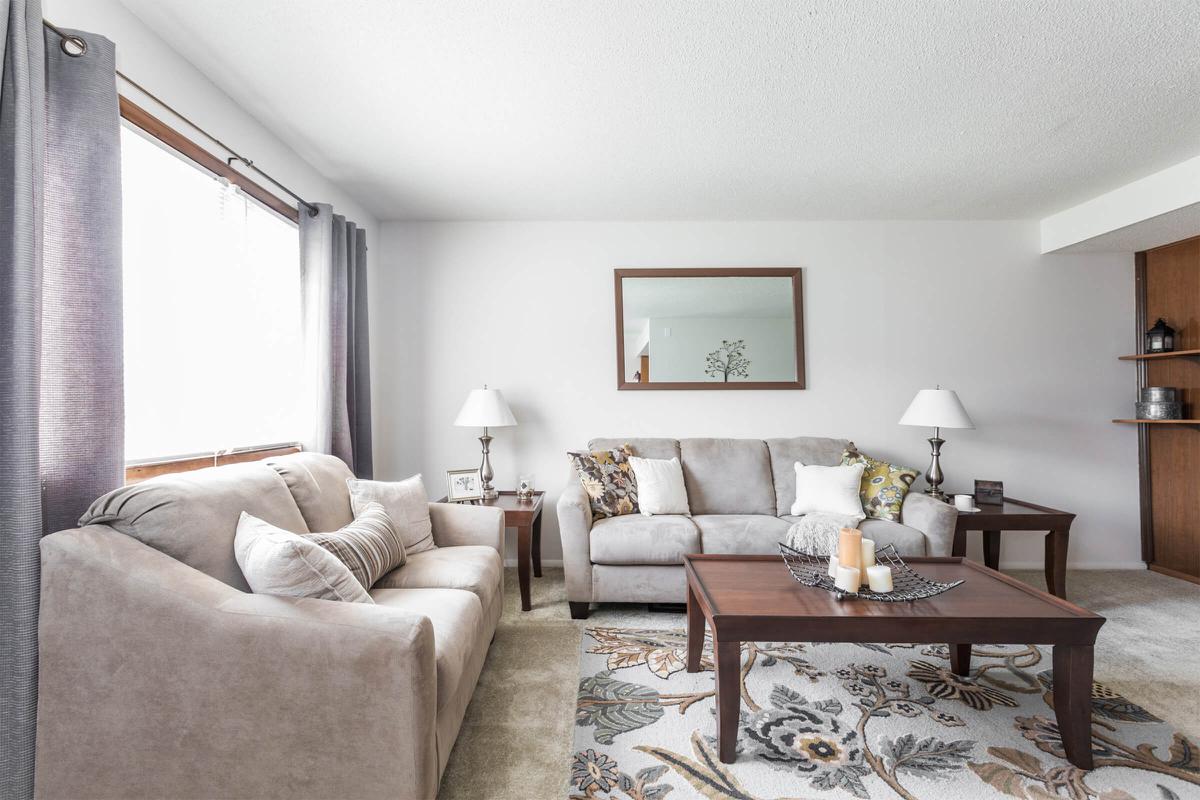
[453,385,517,500]
[899,387,974,500]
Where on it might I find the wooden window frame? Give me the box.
[119,98,304,483]
[119,95,300,224]
[125,444,303,485]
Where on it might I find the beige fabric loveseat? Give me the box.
[35,452,503,800]
[558,437,958,619]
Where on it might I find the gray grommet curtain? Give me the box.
[299,204,373,478]
[0,4,123,797]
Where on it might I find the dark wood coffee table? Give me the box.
[684,554,1104,770]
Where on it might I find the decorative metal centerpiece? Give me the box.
[779,542,964,602]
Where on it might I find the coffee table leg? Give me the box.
[1053,645,1094,770]
[715,640,741,763]
[686,582,704,673]
[949,643,972,677]
[983,530,1001,570]
[517,523,532,612]
[1045,528,1069,599]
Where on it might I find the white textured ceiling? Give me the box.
[117,0,1200,221]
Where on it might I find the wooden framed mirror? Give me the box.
[614,267,805,390]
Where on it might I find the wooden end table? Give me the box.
[684,554,1104,770]
[438,491,544,611]
[951,498,1076,599]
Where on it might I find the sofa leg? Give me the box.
[569,601,590,620]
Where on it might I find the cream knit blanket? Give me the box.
[784,513,864,555]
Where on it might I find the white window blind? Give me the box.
[121,124,303,462]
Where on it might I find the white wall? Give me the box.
[374,220,1140,571]
[648,316,795,382]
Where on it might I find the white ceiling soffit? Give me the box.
[1041,155,1200,253]
[117,0,1200,222]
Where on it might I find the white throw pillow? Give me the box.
[629,456,691,516]
[791,462,866,518]
[346,474,436,554]
[234,512,374,603]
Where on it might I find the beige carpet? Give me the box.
[438,566,1200,799]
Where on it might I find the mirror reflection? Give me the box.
[620,274,799,385]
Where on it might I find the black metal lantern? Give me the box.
[1145,318,1176,353]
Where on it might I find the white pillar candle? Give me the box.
[860,539,876,569]
[834,565,861,593]
[827,555,840,578]
[866,565,893,593]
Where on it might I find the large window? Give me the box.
[121,123,303,463]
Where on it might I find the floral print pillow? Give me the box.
[569,445,639,520]
[840,444,918,522]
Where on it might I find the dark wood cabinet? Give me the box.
[1129,236,1200,584]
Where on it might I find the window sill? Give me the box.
[125,443,302,485]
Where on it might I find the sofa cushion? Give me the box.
[589,437,680,461]
[79,461,308,591]
[263,451,355,532]
[782,516,927,557]
[234,512,373,603]
[369,588,484,711]
[590,514,699,565]
[304,502,406,590]
[766,437,851,515]
[694,515,792,555]
[374,545,502,626]
[348,474,436,555]
[859,518,927,556]
[679,438,775,515]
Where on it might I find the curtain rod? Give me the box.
[42,19,321,218]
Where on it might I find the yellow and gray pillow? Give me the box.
[840,444,919,522]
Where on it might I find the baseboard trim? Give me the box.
[1147,563,1200,585]
[504,558,564,568]
[1001,561,1147,571]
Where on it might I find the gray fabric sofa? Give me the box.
[35,452,503,800]
[558,437,957,619]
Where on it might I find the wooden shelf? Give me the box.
[1113,419,1200,425]
[1118,349,1200,361]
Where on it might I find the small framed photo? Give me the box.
[446,468,483,503]
[974,479,1004,506]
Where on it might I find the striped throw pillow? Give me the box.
[304,502,405,591]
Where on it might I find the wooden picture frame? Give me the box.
[614,267,805,390]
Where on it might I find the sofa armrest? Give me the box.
[900,492,958,557]
[429,501,504,552]
[557,480,594,602]
[37,526,441,800]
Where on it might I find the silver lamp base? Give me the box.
[923,434,946,500]
[478,431,498,500]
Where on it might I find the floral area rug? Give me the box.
[570,627,1200,800]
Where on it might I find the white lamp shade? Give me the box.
[454,387,517,428]
[899,388,974,429]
